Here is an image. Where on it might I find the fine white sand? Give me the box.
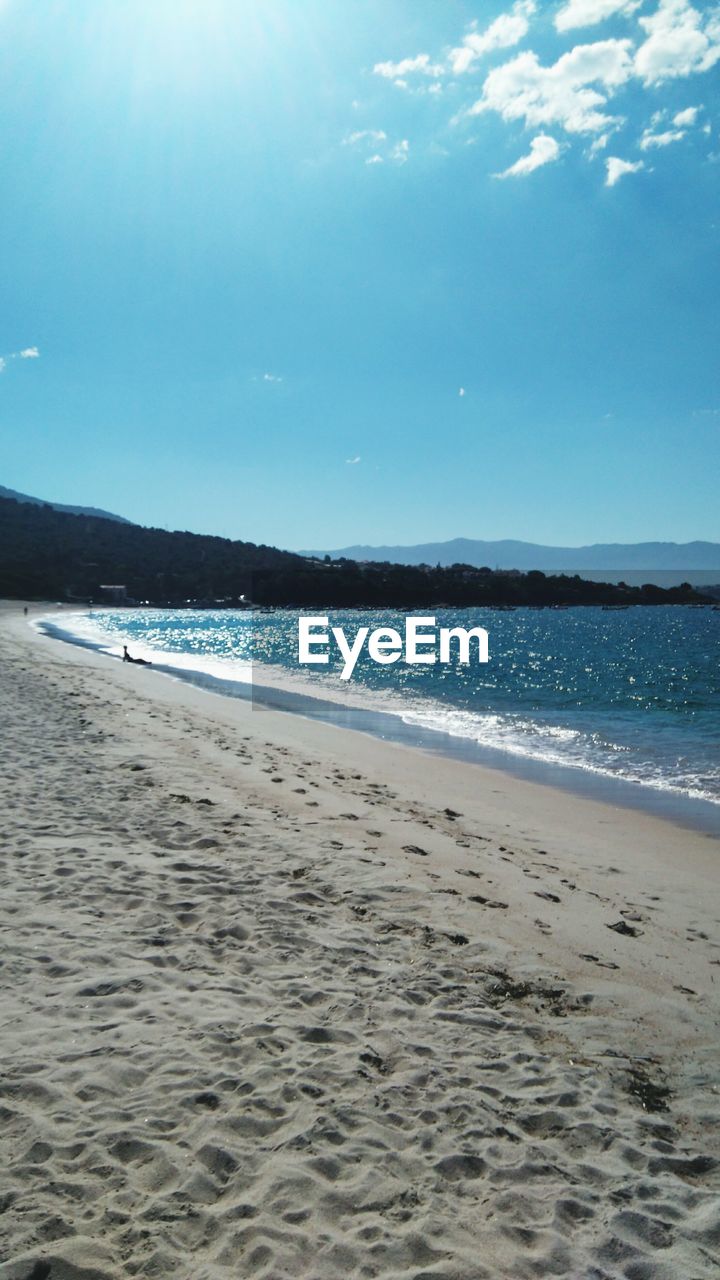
[1,602,719,1280]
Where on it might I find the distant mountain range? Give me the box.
[303,537,720,573]
[5,481,718,584]
[2,496,709,608]
[0,484,131,525]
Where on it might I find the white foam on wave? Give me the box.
[393,700,718,806]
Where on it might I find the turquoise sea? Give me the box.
[42,606,720,823]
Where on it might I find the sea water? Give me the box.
[42,606,719,815]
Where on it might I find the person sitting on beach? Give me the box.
[123,644,151,666]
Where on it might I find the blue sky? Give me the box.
[0,0,718,550]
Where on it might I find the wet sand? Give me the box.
[1,602,719,1280]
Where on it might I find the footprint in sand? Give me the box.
[607,920,644,938]
[580,953,620,970]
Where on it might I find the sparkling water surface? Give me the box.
[52,606,719,808]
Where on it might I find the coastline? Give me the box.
[2,600,719,1278]
[37,607,720,838]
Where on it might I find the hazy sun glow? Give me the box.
[77,0,297,102]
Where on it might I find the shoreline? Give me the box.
[36,606,720,838]
[13,601,720,1016]
[2,600,719,1278]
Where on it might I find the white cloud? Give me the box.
[263,372,282,383]
[458,387,466,396]
[361,139,409,166]
[673,104,700,125]
[469,39,633,135]
[373,53,442,80]
[450,2,535,75]
[345,130,409,167]
[344,129,387,146]
[0,345,40,371]
[640,126,686,147]
[366,2,717,187]
[494,133,562,176]
[345,456,361,464]
[605,154,645,184]
[555,0,642,33]
[635,0,720,85]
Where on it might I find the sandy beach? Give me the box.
[1,602,719,1280]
